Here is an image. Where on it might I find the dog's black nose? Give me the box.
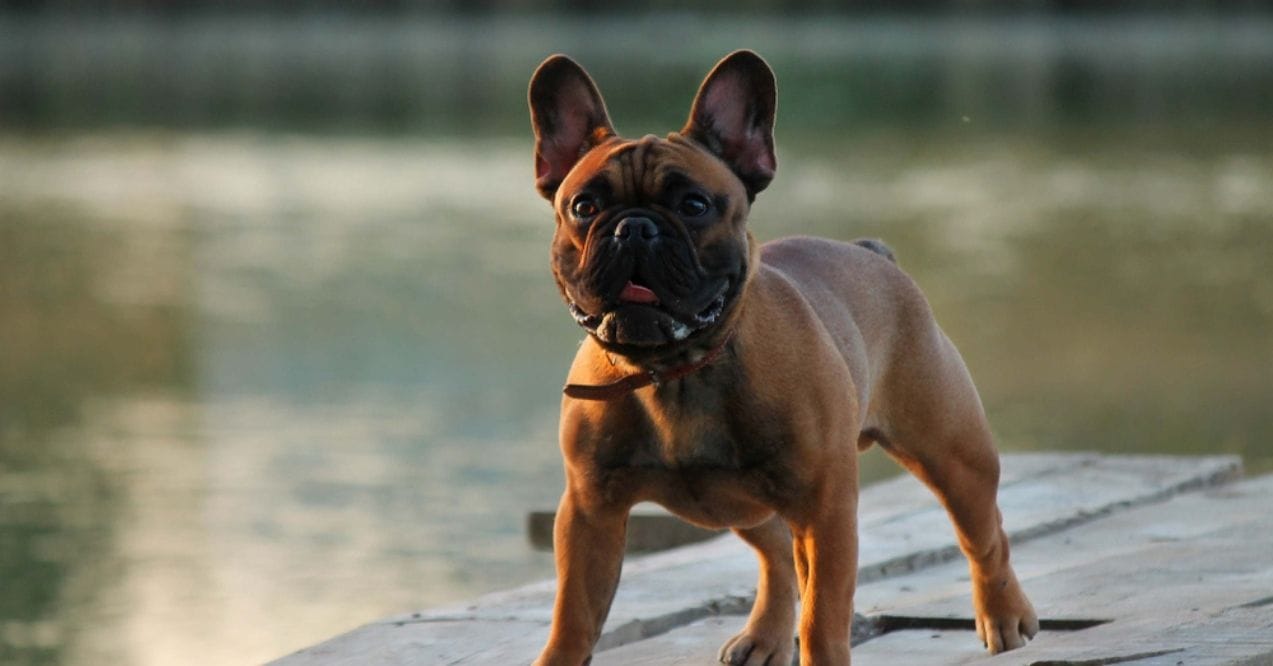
[614,216,659,241]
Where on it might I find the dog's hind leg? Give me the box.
[875,332,1039,654]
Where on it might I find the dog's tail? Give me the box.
[854,238,897,264]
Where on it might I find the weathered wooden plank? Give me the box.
[590,616,738,665]
[598,473,1273,665]
[280,619,552,666]
[986,609,1273,666]
[595,620,991,666]
[852,629,990,666]
[270,454,1241,665]
[871,475,1273,665]
[857,473,1273,620]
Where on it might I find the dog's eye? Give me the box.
[571,196,600,220]
[678,193,711,218]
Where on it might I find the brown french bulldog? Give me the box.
[528,50,1038,665]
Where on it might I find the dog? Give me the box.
[527,50,1038,665]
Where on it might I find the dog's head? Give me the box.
[528,50,776,357]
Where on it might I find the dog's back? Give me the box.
[758,235,932,350]
[758,235,948,418]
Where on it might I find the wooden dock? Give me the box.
[272,453,1273,665]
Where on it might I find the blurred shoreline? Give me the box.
[3,12,1272,134]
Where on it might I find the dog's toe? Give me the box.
[974,574,1038,654]
[977,609,1038,654]
[718,631,794,666]
[1021,612,1040,639]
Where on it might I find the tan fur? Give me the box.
[530,52,1037,666]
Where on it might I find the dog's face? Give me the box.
[529,51,777,354]
[547,133,748,351]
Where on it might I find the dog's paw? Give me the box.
[718,628,795,666]
[974,578,1040,654]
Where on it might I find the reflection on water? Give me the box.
[1,136,571,665]
[1,130,1269,665]
[0,206,192,666]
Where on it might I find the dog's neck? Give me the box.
[564,327,735,401]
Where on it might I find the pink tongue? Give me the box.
[619,281,659,304]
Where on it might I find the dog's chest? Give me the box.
[595,396,794,527]
[628,391,768,469]
[634,430,787,529]
[641,416,741,469]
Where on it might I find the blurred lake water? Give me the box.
[1,12,1271,666]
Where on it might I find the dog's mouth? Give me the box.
[567,277,732,346]
[618,281,660,305]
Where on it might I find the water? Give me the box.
[1,136,570,665]
[2,13,1272,666]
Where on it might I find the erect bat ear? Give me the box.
[528,54,616,200]
[682,50,777,198]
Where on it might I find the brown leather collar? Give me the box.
[563,332,733,401]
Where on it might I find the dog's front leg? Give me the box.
[533,489,627,666]
[789,456,859,665]
[719,515,798,665]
